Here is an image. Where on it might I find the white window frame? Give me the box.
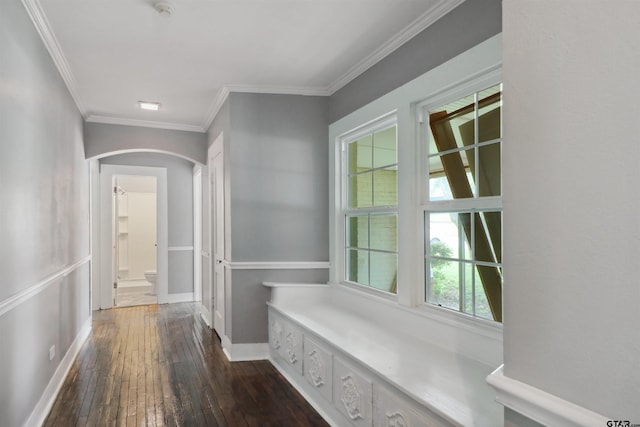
[338,113,399,299]
[417,72,502,323]
[329,35,503,344]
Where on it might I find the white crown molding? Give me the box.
[200,0,465,131]
[225,84,329,97]
[25,0,463,134]
[21,0,88,118]
[200,84,328,131]
[201,86,231,132]
[486,365,610,427]
[326,0,466,95]
[86,115,206,133]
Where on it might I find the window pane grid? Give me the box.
[427,138,500,159]
[427,84,502,202]
[343,121,398,294]
[349,164,397,176]
[424,83,502,322]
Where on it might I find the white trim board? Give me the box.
[86,115,205,133]
[221,335,269,362]
[24,317,92,427]
[20,0,87,118]
[165,292,194,304]
[200,304,212,328]
[223,261,330,270]
[99,164,169,308]
[486,365,610,427]
[0,256,91,318]
[326,0,465,94]
[24,0,465,134]
[199,0,466,130]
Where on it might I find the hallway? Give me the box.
[43,303,328,427]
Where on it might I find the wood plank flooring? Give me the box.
[43,303,328,427]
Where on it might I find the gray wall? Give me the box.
[84,122,207,165]
[231,269,329,343]
[228,93,330,343]
[328,0,502,123]
[228,93,329,262]
[0,0,91,425]
[101,152,195,294]
[206,93,330,343]
[503,0,640,422]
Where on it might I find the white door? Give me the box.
[210,135,226,337]
[112,178,119,306]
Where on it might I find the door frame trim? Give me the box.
[99,164,168,309]
[208,133,226,339]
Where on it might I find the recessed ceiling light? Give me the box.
[139,101,160,111]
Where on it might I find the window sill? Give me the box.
[330,280,503,366]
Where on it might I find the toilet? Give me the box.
[144,270,157,295]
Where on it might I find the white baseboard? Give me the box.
[221,335,269,362]
[200,304,212,328]
[25,317,92,427]
[487,365,610,427]
[117,280,148,288]
[164,292,194,304]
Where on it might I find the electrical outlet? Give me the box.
[49,345,55,361]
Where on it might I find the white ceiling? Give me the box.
[28,0,463,132]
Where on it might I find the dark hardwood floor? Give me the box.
[43,303,328,427]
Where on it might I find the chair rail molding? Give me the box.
[223,261,330,270]
[0,256,91,318]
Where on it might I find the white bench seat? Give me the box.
[265,282,502,427]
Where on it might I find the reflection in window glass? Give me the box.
[424,84,502,322]
[370,214,397,252]
[478,143,501,197]
[349,134,372,174]
[370,252,397,293]
[347,215,369,249]
[373,127,397,168]
[428,86,502,201]
[349,173,372,208]
[373,167,397,206]
[347,249,369,285]
[345,122,398,294]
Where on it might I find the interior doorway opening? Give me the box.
[113,174,158,307]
